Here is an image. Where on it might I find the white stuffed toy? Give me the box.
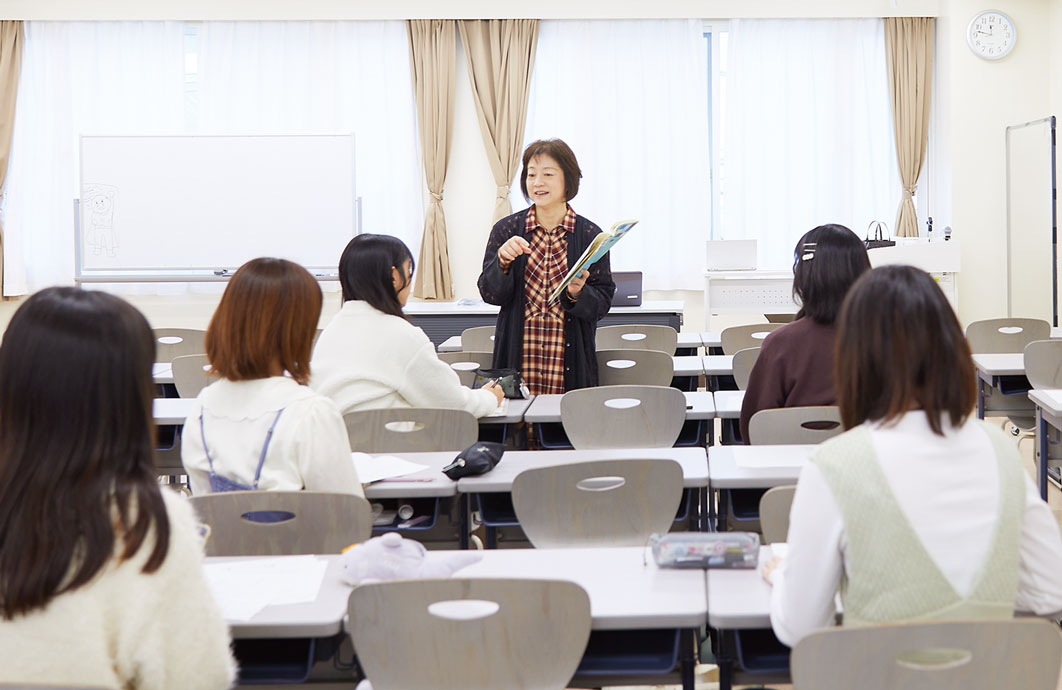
[341,532,482,585]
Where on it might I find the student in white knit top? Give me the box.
[182,258,364,497]
[766,265,1062,648]
[312,234,504,417]
[0,287,236,688]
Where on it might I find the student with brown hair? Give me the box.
[766,265,1062,647]
[0,287,235,687]
[182,257,363,496]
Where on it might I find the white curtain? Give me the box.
[523,20,710,291]
[723,19,900,270]
[196,22,423,259]
[4,22,186,295]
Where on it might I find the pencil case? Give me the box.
[650,531,759,569]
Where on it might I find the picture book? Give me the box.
[548,219,638,303]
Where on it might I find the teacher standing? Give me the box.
[478,139,616,395]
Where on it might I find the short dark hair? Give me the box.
[520,139,582,203]
[835,265,976,435]
[0,287,169,619]
[339,233,415,319]
[207,257,322,384]
[792,224,871,325]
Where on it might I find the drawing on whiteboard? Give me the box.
[84,183,119,257]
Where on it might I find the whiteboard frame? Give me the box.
[74,133,358,283]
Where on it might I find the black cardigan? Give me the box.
[477,208,616,392]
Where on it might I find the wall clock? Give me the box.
[967,10,1016,60]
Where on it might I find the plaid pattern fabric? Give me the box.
[521,205,575,395]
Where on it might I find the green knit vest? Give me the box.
[814,422,1025,627]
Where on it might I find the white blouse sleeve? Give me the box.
[396,339,500,418]
[1015,472,1062,615]
[769,461,845,648]
[295,397,365,497]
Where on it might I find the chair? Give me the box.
[596,349,674,386]
[512,458,684,547]
[171,354,215,398]
[748,406,843,445]
[731,346,760,390]
[460,325,496,352]
[595,324,678,355]
[349,578,591,690]
[437,350,494,387]
[790,619,1062,690]
[188,490,372,556]
[1025,339,1062,389]
[152,328,206,362]
[559,385,686,449]
[719,323,784,355]
[343,408,478,452]
[758,485,796,544]
[967,318,1051,439]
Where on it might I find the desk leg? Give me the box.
[977,379,986,420]
[715,629,734,690]
[1039,410,1049,501]
[458,494,470,550]
[680,628,697,690]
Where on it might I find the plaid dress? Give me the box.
[521,205,576,395]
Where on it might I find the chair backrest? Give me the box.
[171,354,215,398]
[437,350,494,387]
[595,324,678,356]
[1024,339,1062,389]
[343,408,478,452]
[512,458,684,548]
[731,347,760,390]
[559,385,686,449]
[720,323,784,355]
[748,406,843,445]
[188,490,372,556]
[965,318,1051,354]
[153,328,206,362]
[759,485,796,544]
[349,578,591,690]
[596,349,674,386]
[461,325,496,352]
[791,619,1062,690]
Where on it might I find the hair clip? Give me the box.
[801,242,817,261]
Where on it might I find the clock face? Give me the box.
[967,10,1016,60]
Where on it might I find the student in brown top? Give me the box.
[739,224,871,442]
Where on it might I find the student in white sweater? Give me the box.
[766,266,1062,648]
[0,287,235,688]
[182,258,364,497]
[312,234,503,417]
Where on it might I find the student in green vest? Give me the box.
[765,265,1062,648]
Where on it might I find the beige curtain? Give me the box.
[408,20,457,300]
[884,17,934,238]
[457,19,539,223]
[0,22,22,297]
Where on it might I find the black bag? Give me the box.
[865,221,896,250]
[472,367,528,399]
[442,441,505,480]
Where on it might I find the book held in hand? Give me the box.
[548,219,638,303]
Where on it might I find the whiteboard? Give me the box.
[77,134,356,276]
[1005,117,1056,324]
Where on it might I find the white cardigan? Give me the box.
[311,300,499,418]
[182,376,364,497]
[0,490,236,688]
[770,412,1062,647]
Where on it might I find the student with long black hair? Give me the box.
[0,287,235,687]
[312,233,503,416]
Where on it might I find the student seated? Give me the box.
[766,265,1062,647]
[0,287,235,687]
[182,257,363,497]
[312,234,503,416]
[739,224,870,441]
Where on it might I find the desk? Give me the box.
[439,330,706,354]
[523,390,715,423]
[714,390,744,419]
[153,397,193,425]
[708,444,814,530]
[405,300,684,347]
[703,270,797,327]
[972,353,1031,420]
[1029,388,1062,500]
[153,362,173,385]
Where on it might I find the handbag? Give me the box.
[864,221,896,250]
[472,367,528,399]
[442,441,505,480]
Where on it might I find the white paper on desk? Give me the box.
[770,543,788,559]
[734,453,809,469]
[203,556,329,621]
[486,398,510,418]
[353,453,430,483]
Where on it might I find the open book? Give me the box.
[548,220,638,303]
